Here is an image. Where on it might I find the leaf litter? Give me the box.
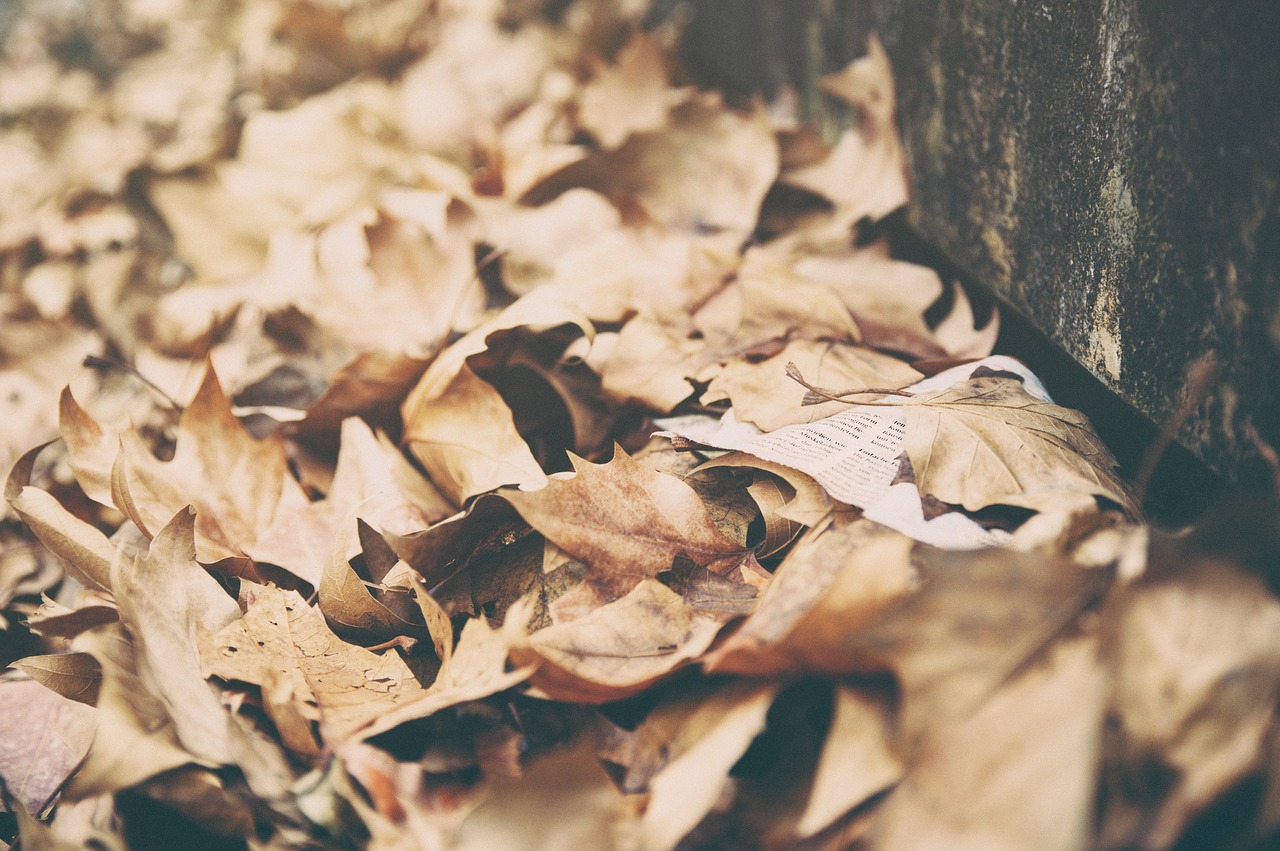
[0,1,1277,849]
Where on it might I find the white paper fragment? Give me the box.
[655,356,1043,549]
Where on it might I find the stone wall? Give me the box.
[675,0,1280,486]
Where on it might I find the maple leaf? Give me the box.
[702,339,922,431]
[502,446,746,597]
[109,366,333,585]
[201,584,431,744]
[505,579,731,704]
[899,374,1134,511]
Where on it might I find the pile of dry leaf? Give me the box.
[3,1,1280,849]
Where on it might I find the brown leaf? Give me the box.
[530,94,778,235]
[503,446,745,597]
[1100,557,1280,848]
[111,365,333,585]
[694,451,834,528]
[706,518,917,677]
[0,679,97,814]
[702,339,922,432]
[901,374,1132,511]
[201,584,430,744]
[22,597,118,640]
[401,289,592,503]
[795,685,901,838]
[63,623,196,800]
[577,33,690,149]
[316,521,428,646]
[639,681,777,850]
[325,417,452,536]
[781,36,907,230]
[359,614,535,741]
[450,738,633,851]
[874,635,1106,851]
[10,654,101,706]
[785,238,947,358]
[506,579,727,703]
[6,443,117,593]
[853,545,1113,750]
[111,507,238,764]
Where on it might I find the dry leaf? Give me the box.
[0,678,97,814]
[900,374,1133,511]
[451,738,634,851]
[874,635,1106,851]
[503,447,745,597]
[795,685,901,837]
[10,654,102,706]
[6,442,118,593]
[110,508,237,764]
[782,36,908,230]
[63,623,197,800]
[702,339,922,431]
[201,584,431,744]
[507,579,729,703]
[359,614,535,741]
[577,33,690,149]
[1101,556,1280,848]
[640,683,777,850]
[110,365,332,585]
[706,518,917,677]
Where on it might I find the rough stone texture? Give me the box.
[676,0,1280,485]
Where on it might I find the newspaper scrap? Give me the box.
[655,356,1052,549]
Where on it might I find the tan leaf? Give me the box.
[0,679,97,815]
[451,738,633,851]
[876,635,1105,851]
[795,686,901,837]
[111,507,238,764]
[531,94,778,235]
[640,681,777,850]
[702,339,922,431]
[58,387,117,507]
[326,417,451,537]
[786,238,947,358]
[933,280,1000,359]
[1102,557,1280,848]
[900,374,1132,511]
[110,365,332,585]
[506,579,727,703]
[64,624,197,800]
[781,36,907,230]
[853,546,1113,750]
[706,518,917,677]
[23,598,119,640]
[401,289,592,503]
[503,447,745,595]
[201,584,431,744]
[599,313,707,410]
[359,614,535,741]
[578,33,691,149]
[694,451,834,528]
[6,443,118,593]
[317,520,429,645]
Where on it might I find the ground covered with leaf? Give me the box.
[3,1,1280,849]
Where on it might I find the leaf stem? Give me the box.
[784,362,913,406]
